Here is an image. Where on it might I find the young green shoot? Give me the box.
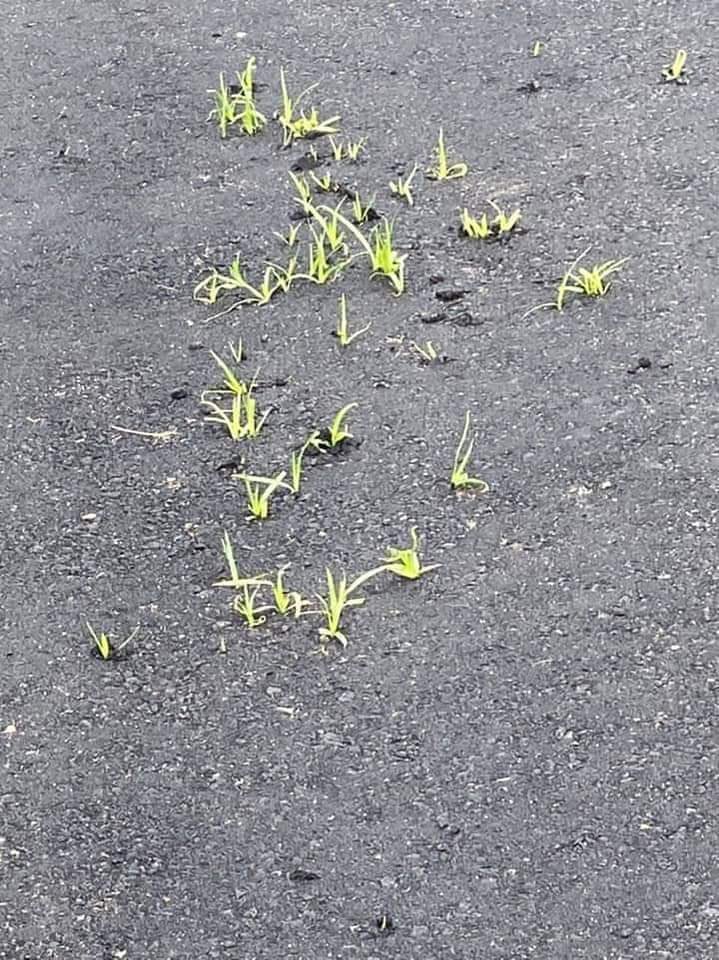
[329,136,366,161]
[451,412,489,492]
[351,191,376,224]
[427,128,468,181]
[235,471,289,520]
[208,60,266,138]
[215,531,269,590]
[461,208,492,240]
[201,375,269,440]
[193,256,282,306]
[228,339,244,364]
[87,623,140,661]
[461,201,521,240]
[234,582,271,628]
[335,293,371,347]
[325,402,357,447]
[316,565,388,649]
[327,208,407,295]
[300,227,347,284]
[531,40,544,56]
[523,247,628,318]
[278,68,340,146]
[269,565,311,617]
[662,49,688,83]
[288,171,313,215]
[381,527,440,580]
[208,350,247,396]
[274,222,302,247]
[266,254,299,293]
[309,170,337,193]
[307,198,348,254]
[410,340,439,363]
[390,164,419,205]
[289,431,326,493]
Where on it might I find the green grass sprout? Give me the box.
[208,60,266,138]
[300,227,348,284]
[87,623,140,661]
[269,565,311,617]
[662,49,688,83]
[278,68,340,146]
[288,171,313,215]
[316,565,387,649]
[309,171,337,193]
[335,293,371,347]
[329,136,366,161]
[289,431,326,493]
[461,201,521,240]
[381,527,440,580]
[451,412,489,492]
[274,222,302,247]
[325,402,357,447]
[328,209,407,294]
[523,247,628,317]
[228,339,244,364]
[201,374,269,440]
[351,191,376,224]
[233,582,271,628]
[193,256,282,306]
[215,532,270,589]
[427,128,468,180]
[532,40,544,56]
[208,349,247,396]
[390,164,419,205]
[235,471,290,520]
[410,340,439,363]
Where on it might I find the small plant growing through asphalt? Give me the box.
[389,164,419,205]
[335,293,371,347]
[215,531,269,589]
[662,49,688,84]
[268,565,311,617]
[278,68,340,146]
[201,371,269,441]
[351,191,376,224]
[321,402,357,448]
[234,582,271,628]
[316,566,387,649]
[235,471,290,521]
[461,201,521,240]
[289,431,327,493]
[329,210,407,295]
[427,128,468,181]
[523,248,628,317]
[300,227,348,284]
[193,256,288,306]
[381,528,439,580]
[209,60,267,138]
[451,412,489,492]
[87,623,140,661]
[329,136,366,161]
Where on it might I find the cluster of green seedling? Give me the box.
[451,412,489,492]
[279,68,340,146]
[329,136,366,162]
[217,527,438,650]
[461,201,521,241]
[209,59,266,138]
[390,165,419,206]
[193,253,298,306]
[88,623,140,661]
[522,247,628,318]
[201,351,269,441]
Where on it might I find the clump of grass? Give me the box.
[381,528,439,580]
[234,582,271,628]
[209,59,266,138]
[351,191,376,224]
[523,247,628,317]
[661,49,688,84]
[201,370,269,440]
[278,68,340,146]
[334,293,371,347]
[235,471,290,520]
[461,201,521,240]
[316,565,387,649]
[389,164,419,205]
[299,227,348,284]
[328,209,407,295]
[427,128,467,181]
[329,136,366,161]
[193,256,286,306]
[268,565,311,617]
[87,623,139,661]
[451,412,489,492]
[320,402,357,448]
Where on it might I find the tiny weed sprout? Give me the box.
[555,248,628,311]
[427,128,468,181]
[309,171,337,193]
[329,209,407,295]
[410,340,439,363]
[389,165,419,206]
[87,623,140,661]
[209,73,237,139]
[461,201,521,241]
[335,293,371,347]
[193,256,283,306]
[228,339,244,364]
[329,135,366,161]
[307,199,347,254]
[351,191,376,224]
[234,582,271,628]
[201,374,269,440]
[325,402,357,447]
[301,227,347,284]
[270,565,311,617]
[266,254,299,293]
[278,68,340,146]
[289,171,313,215]
[215,531,270,589]
[531,40,544,56]
[289,431,326,493]
[208,349,246,395]
[662,49,688,83]
[235,471,290,520]
[381,527,440,580]
[317,565,387,649]
[451,412,489,492]
[274,222,302,247]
